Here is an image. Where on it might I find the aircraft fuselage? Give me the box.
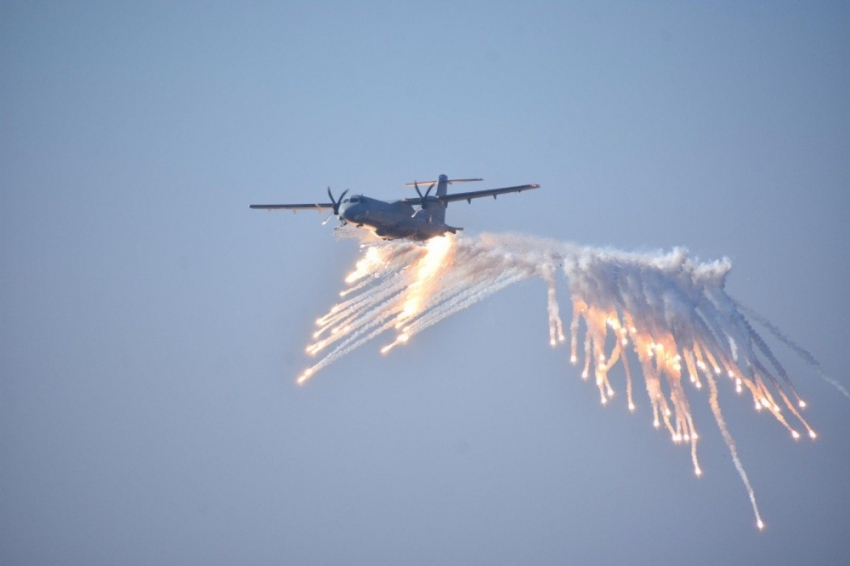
[338,195,457,241]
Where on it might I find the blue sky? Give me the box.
[2,2,849,564]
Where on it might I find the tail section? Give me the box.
[405,174,482,227]
[427,175,449,224]
[436,174,450,197]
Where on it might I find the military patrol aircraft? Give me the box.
[250,174,540,241]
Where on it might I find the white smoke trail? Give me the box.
[734,300,850,403]
[294,231,843,528]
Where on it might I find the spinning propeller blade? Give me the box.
[413,181,435,199]
[327,187,349,216]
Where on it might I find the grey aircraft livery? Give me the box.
[250,174,540,241]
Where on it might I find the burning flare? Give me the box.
[295,232,843,529]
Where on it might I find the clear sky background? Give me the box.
[2,2,849,565]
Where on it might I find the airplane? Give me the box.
[250,174,540,241]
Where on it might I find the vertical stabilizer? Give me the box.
[425,174,450,224]
[436,174,449,197]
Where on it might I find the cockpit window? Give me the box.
[349,196,360,203]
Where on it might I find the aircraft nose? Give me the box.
[341,206,358,222]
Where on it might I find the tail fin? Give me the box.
[436,174,449,197]
[428,174,453,224]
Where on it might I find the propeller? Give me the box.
[412,181,438,221]
[413,181,436,200]
[327,187,349,216]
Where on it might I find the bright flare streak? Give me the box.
[297,367,313,385]
[289,231,845,529]
[398,235,455,322]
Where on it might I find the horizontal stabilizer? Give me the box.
[404,178,482,187]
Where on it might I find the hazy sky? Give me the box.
[2,2,849,565]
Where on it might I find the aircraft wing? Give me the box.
[405,183,540,206]
[249,202,334,212]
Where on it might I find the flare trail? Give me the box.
[295,232,843,529]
